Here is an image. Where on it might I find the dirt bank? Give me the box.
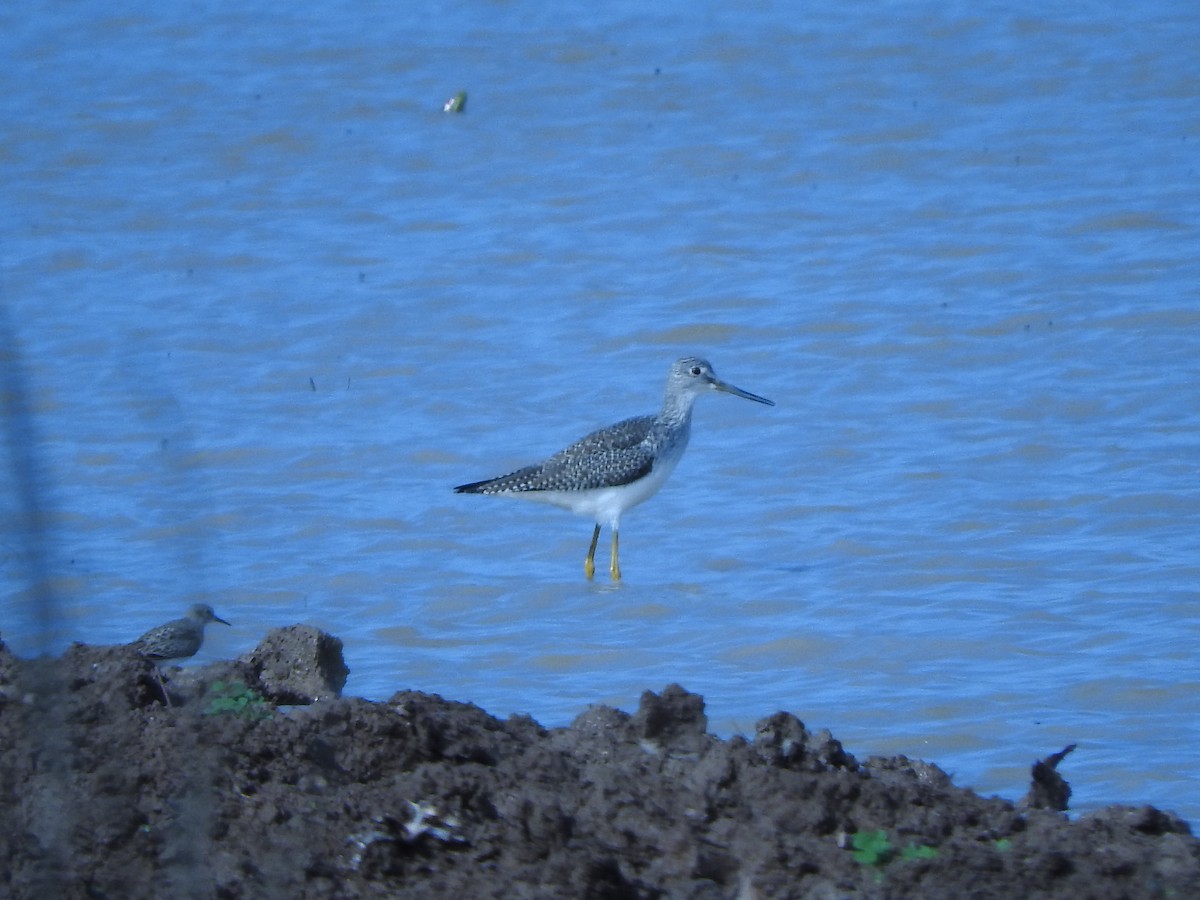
[1,628,1195,899]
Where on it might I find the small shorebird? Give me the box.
[133,603,231,703]
[454,356,774,580]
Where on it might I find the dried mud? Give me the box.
[1,628,1195,899]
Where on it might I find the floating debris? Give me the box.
[443,90,467,113]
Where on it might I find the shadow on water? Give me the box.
[3,309,79,894]
[1,310,219,899]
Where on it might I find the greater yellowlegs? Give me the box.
[454,357,774,580]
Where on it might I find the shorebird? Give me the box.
[454,356,774,580]
[133,603,231,703]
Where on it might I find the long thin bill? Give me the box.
[713,379,774,406]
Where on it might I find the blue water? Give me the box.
[3,1,1198,825]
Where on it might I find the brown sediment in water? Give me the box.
[0,629,1195,899]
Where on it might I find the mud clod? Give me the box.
[1,634,1196,899]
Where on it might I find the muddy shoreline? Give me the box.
[1,627,1195,898]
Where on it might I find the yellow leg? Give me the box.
[585,524,600,580]
[610,529,621,581]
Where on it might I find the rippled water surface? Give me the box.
[3,2,1198,824]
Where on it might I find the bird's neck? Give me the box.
[658,392,698,429]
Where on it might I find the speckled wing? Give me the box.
[455,415,656,494]
[134,618,202,661]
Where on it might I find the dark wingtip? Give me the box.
[454,481,485,493]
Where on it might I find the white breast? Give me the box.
[508,430,689,529]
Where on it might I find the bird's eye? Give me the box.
[690,366,702,376]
